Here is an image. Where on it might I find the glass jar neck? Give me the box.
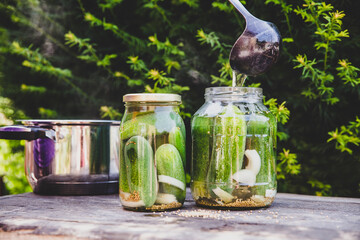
[205,87,263,103]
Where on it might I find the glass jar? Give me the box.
[119,93,186,211]
[191,87,277,209]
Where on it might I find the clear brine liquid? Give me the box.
[191,132,274,186]
[191,125,276,208]
[119,110,186,211]
[232,70,247,87]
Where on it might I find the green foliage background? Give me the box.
[0,0,359,197]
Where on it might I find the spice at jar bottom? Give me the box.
[119,93,186,212]
[191,87,277,209]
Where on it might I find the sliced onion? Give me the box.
[245,149,261,175]
[212,187,234,203]
[232,169,256,186]
[158,175,185,190]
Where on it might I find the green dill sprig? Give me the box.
[328,117,360,155]
[83,12,146,51]
[336,59,360,87]
[10,41,88,99]
[100,106,122,120]
[98,0,124,11]
[277,149,301,180]
[148,34,185,57]
[65,31,117,69]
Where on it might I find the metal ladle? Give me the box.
[228,0,281,76]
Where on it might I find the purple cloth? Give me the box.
[34,138,55,168]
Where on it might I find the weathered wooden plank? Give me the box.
[0,189,359,240]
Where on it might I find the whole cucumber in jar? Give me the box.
[206,104,246,202]
[155,144,186,203]
[169,126,186,167]
[119,140,130,193]
[121,111,184,141]
[191,116,213,199]
[246,115,270,182]
[121,136,157,208]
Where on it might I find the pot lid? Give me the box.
[19,120,121,126]
[123,93,181,102]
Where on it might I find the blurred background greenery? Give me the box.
[0,0,359,197]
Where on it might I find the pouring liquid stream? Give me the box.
[232,70,247,88]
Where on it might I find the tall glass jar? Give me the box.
[119,93,186,211]
[191,87,277,209]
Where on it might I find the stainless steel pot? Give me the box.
[0,120,120,195]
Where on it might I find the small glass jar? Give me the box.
[191,87,277,209]
[119,93,186,211]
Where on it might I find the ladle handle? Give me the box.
[228,0,255,20]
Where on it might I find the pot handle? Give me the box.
[0,126,56,141]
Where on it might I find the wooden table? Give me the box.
[0,189,359,240]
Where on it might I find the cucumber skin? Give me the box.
[247,116,270,184]
[207,105,246,193]
[191,116,213,198]
[268,112,277,189]
[155,144,186,203]
[191,105,246,197]
[191,116,213,183]
[121,114,156,140]
[169,127,186,167]
[159,184,186,203]
[119,139,130,193]
[121,111,184,140]
[246,113,277,194]
[156,144,185,183]
[124,136,157,207]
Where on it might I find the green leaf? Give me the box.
[38,107,57,118]
[282,38,294,43]
[20,84,46,93]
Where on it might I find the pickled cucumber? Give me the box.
[124,136,157,207]
[191,116,213,197]
[247,115,270,135]
[207,105,246,193]
[169,126,186,167]
[246,114,277,195]
[121,111,184,140]
[267,112,277,188]
[121,113,156,140]
[155,144,186,202]
[119,140,129,193]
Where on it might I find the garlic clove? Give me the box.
[245,149,261,175]
[232,169,256,186]
[212,187,234,203]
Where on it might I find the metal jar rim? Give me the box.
[123,93,181,103]
[205,87,263,96]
